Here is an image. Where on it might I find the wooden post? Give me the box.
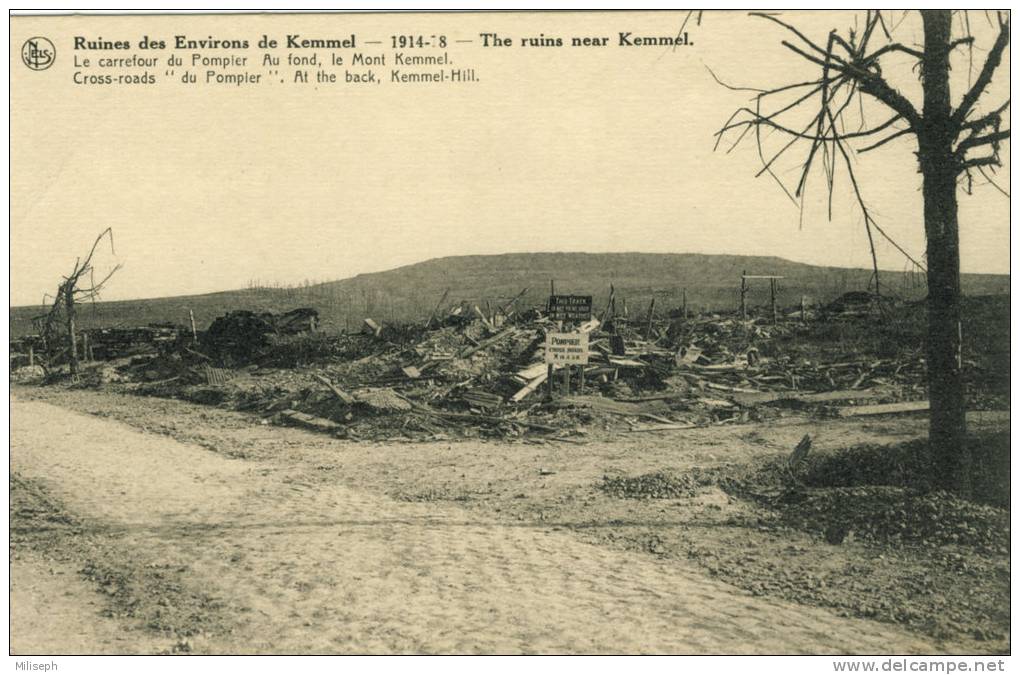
[424,288,449,329]
[800,295,807,322]
[546,364,555,400]
[64,285,78,376]
[562,366,570,395]
[499,287,528,317]
[682,288,688,319]
[600,284,616,323]
[189,309,198,341]
[770,278,778,325]
[645,297,656,339]
[579,365,585,394]
[28,346,34,367]
[81,332,90,363]
[740,272,748,321]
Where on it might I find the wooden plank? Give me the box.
[688,363,746,372]
[607,357,646,368]
[458,326,517,359]
[730,387,884,407]
[516,362,549,380]
[463,390,503,408]
[555,395,671,417]
[624,423,698,433]
[280,409,341,431]
[704,381,760,394]
[837,400,930,417]
[613,394,685,403]
[511,368,557,402]
[313,373,357,405]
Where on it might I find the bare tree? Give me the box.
[42,228,121,375]
[716,10,1009,494]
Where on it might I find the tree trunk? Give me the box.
[920,10,969,494]
[64,284,79,376]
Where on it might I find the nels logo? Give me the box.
[21,37,55,71]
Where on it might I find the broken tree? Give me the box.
[42,228,121,376]
[716,10,1010,494]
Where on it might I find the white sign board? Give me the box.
[545,332,590,365]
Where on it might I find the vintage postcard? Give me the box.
[8,9,1011,663]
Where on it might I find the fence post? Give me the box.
[740,271,747,320]
[645,297,656,339]
[770,278,778,325]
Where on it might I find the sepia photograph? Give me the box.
[7,7,1012,665]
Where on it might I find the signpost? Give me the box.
[545,332,589,365]
[544,330,589,400]
[548,295,593,323]
[544,293,593,400]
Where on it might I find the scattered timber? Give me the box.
[837,401,930,417]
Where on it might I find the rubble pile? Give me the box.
[10,364,46,384]
[10,296,959,441]
[201,308,320,364]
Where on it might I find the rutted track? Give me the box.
[11,398,942,654]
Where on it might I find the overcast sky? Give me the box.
[10,10,1010,306]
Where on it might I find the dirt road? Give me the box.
[10,397,946,655]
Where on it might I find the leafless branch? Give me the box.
[956,129,1011,154]
[961,99,1010,131]
[952,16,1010,127]
[859,127,913,152]
[977,165,1010,197]
[961,156,1003,169]
[715,11,941,279]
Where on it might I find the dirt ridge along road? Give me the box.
[11,398,939,654]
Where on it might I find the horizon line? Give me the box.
[9,250,1009,310]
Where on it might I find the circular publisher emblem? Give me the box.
[21,37,55,71]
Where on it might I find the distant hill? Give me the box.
[9,252,1009,336]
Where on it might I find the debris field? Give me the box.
[10,291,1002,443]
